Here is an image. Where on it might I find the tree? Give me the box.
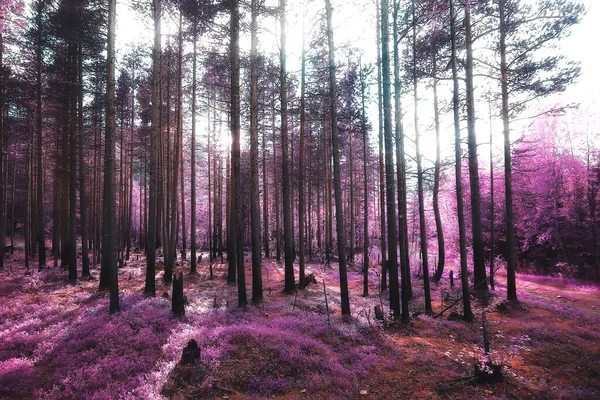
[464,0,488,292]
[280,0,295,294]
[298,10,307,290]
[411,0,432,315]
[325,0,350,316]
[249,0,262,302]
[392,0,410,318]
[381,0,400,319]
[450,0,472,321]
[230,0,247,306]
[145,0,161,297]
[494,0,584,301]
[103,0,119,313]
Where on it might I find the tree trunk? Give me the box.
[298,19,307,289]
[411,0,431,315]
[250,0,263,302]
[499,0,517,301]
[35,13,45,270]
[230,0,247,306]
[325,0,350,316]
[79,45,90,278]
[360,62,369,297]
[280,0,295,293]
[432,55,445,283]
[375,3,387,291]
[190,18,198,275]
[464,1,488,291]
[104,0,120,313]
[488,100,495,290]
[450,0,473,321]
[393,0,411,316]
[145,0,161,297]
[380,0,400,319]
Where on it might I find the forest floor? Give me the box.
[1,246,599,399]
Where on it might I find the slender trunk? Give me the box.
[250,0,263,302]
[68,41,78,282]
[325,0,350,316]
[432,55,445,282]
[393,1,410,316]
[298,20,307,289]
[145,0,161,297]
[376,3,387,290]
[272,88,281,262]
[360,62,369,297]
[0,32,4,270]
[280,0,295,293]
[450,0,473,321]
[104,0,120,313]
[79,45,90,278]
[230,0,247,306]
[35,19,45,270]
[500,0,517,300]
[464,1,488,291]
[190,19,198,274]
[488,100,495,290]
[411,0,431,315]
[262,106,269,259]
[381,0,400,319]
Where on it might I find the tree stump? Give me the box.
[374,305,384,321]
[181,339,201,365]
[172,271,185,316]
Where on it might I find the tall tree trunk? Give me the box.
[432,55,445,283]
[464,1,488,291]
[280,0,295,293]
[488,100,495,290]
[145,0,161,297]
[298,18,307,289]
[79,45,90,278]
[393,1,411,316]
[360,61,369,297]
[325,0,350,316]
[262,107,269,259]
[177,13,185,262]
[450,0,473,321]
[35,14,45,270]
[68,39,78,282]
[250,0,263,302]
[272,87,281,262]
[0,32,4,270]
[230,0,247,306]
[190,17,198,275]
[381,0,400,319]
[412,0,431,315]
[375,3,387,290]
[499,0,517,300]
[104,0,120,313]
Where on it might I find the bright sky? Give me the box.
[114,0,599,165]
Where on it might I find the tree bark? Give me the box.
[230,0,247,306]
[325,0,350,316]
[450,0,473,321]
[145,0,161,297]
[464,1,488,291]
[250,0,263,302]
[380,0,400,319]
[280,0,295,293]
[500,0,517,300]
[375,3,387,291]
[104,0,120,313]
